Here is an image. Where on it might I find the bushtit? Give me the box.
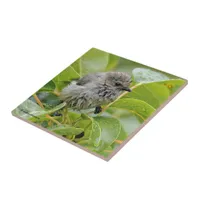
[60,72,132,114]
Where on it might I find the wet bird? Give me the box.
[60,72,132,114]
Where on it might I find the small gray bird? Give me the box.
[60,72,132,114]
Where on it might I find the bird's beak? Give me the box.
[123,87,131,92]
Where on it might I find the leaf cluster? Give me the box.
[12,48,186,158]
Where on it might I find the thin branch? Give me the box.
[33,93,61,125]
[46,115,61,125]
[53,89,60,96]
[100,82,143,114]
[33,93,44,108]
[114,140,123,144]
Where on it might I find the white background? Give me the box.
[0,0,199,200]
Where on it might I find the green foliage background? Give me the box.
[12,48,186,158]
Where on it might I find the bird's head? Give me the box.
[105,72,132,92]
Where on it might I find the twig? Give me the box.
[100,82,143,113]
[46,115,61,125]
[33,93,61,125]
[33,94,44,108]
[114,140,123,144]
[53,89,60,96]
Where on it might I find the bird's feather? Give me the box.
[76,73,105,85]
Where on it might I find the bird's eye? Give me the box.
[115,82,121,86]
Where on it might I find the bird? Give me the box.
[60,72,132,114]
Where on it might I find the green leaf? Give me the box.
[75,116,93,139]
[158,79,186,94]
[124,83,170,108]
[80,113,92,120]
[71,59,81,75]
[110,98,156,121]
[29,115,62,123]
[30,92,62,107]
[111,126,127,150]
[132,68,170,83]
[74,114,101,147]
[92,116,121,152]
[77,139,90,147]
[67,112,81,122]
[50,125,83,136]
[12,100,66,120]
[106,108,141,135]
[114,58,145,75]
[89,120,101,147]
[41,121,49,128]
[98,146,113,158]
[123,79,186,108]
[39,80,56,92]
[116,126,128,140]
[45,102,66,115]
[80,48,110,76]
[106,54,119,71]
[53,65,81,90]
[12,99,47,119]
